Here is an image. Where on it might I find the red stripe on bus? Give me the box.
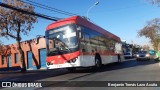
[46,18,76,30]
[46,50,80,64]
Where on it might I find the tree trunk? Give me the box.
[17,41,26,72]
[17,22,26,72]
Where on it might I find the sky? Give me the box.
[1,0,160,47]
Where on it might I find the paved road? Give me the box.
[0,59,160,90]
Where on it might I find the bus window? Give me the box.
[80,32,90,53]
[84,33,90,44]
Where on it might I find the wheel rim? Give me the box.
[95,58,100,68]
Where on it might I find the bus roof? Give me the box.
[46,16,121,42]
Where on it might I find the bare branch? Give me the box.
[138,18,160,51]
[0,0,38,72]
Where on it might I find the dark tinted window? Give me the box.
[125,52,131,55]
[15,53,18,64]
[138,51,148,54]
[79,25,118,52]
[2,55,4,65]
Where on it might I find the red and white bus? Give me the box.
[45,16,124,71]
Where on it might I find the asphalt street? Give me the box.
[0,59,160,90]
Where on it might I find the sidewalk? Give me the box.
[0,66,47,73]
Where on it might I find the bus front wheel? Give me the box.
[118,54,121,63]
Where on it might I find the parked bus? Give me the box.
[45,16,123,71]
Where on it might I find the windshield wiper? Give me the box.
[52,37,72,52]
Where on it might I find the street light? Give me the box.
[86,1,99,20]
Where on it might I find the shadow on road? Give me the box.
[75,59,158,73]
[65,59,159,80]
[102,59,158,71]
[0,59,159,82]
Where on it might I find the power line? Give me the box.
[25,0,77,16]
[23,0,78,16]
[0,2,59,21]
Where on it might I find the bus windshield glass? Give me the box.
[46,24,78,56]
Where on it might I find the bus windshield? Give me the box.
[45,24,78,56]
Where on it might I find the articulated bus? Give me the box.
[45,16,124,71]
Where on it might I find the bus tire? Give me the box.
[118,54,121,63]
[95,55,102,69]
[67,67,76,72]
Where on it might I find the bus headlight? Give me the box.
[136,55,139,57]
[67,58,78,63]
[47,62,53,65]
[47,62,50,65]
[72,58,77,63]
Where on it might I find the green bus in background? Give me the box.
[157,50,160,61]
[149,50,160,61]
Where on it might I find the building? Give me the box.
[0,36,46,71]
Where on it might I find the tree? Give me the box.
[138,18,160,51]
[147,0,160,4]
[0,0,37,72]
[142,45,150,51]
[0,41,4,54]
